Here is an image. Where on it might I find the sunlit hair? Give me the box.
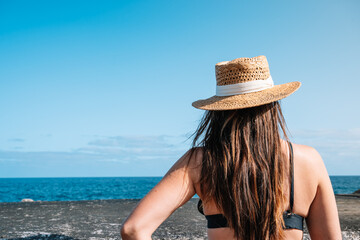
[191,101,289,240]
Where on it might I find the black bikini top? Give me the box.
[198,142,304,230]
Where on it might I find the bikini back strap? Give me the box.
[288,141,294,212]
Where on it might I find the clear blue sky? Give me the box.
[0,0,359,177]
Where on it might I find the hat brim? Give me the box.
[192,81,301,110]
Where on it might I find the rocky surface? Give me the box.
[0,199,206,240]
[0,196,359,240]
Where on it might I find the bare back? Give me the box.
[121,140,341,240]
[191,140,341,240]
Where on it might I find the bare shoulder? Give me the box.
[188,147,204,167]
[292,143,327,183]
[292,143,342,238]
[165,147,203,184]
[292,143,322,164]
[185,147,203,184]
[290,142,331,218]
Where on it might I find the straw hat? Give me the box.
[192,56,301,110]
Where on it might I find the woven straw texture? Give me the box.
[216,55,270,86]
[192,56,301,110]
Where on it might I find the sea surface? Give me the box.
[0,176,359,203]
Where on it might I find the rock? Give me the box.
[21,198,34,202]
[353,189,360,194]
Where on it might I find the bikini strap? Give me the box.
[288,141,294,212]
[198,199,204,215]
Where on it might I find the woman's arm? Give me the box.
[121,149,200,240]
[305,148,342,240]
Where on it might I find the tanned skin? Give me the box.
[121,140,342,240]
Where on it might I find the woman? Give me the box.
[121,56,342,239]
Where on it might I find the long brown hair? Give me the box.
[191,101,289,240]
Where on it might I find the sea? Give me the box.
[0,176,359,203]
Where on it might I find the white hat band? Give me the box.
[216,76,274,96]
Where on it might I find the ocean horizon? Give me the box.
[0,176,359,203]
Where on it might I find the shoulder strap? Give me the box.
[198,199,205,215]
[288,141,294,212]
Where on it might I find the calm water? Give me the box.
[0,176,359,203]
